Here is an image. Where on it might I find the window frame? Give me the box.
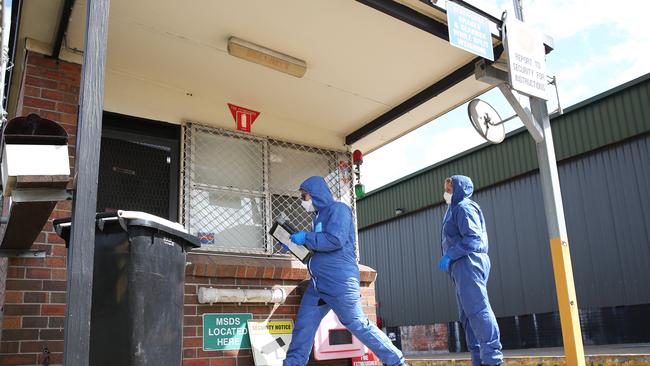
[181,122,354,256]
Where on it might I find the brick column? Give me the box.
[0,51,80,366]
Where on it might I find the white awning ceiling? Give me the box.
[15,0,499,152]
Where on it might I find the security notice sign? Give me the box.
[248,319,294,366]
[446,1,494,61]
[504,18,548,100]
[203,313,253,351]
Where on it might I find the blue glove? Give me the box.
[280,243,290,252]
[290,231,307,245]
[438,255,452,272]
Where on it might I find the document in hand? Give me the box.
[269,221,313,263]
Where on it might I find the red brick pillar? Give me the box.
[0,51,80,366]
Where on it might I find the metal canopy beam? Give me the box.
[51,0,76,60]
[357,0,450,41]
[345,45,503,146]
[63,0,110,364]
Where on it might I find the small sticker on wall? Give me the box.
[228,103,261,133]
[198,231,215,245]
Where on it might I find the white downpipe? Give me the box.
[0,0,11,122]
[198,287,287,305]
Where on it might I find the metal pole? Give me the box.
[63,0,110,364]
[530,99,585,366]
[512,1,585,365]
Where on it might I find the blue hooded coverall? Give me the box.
[442,176,503,366]
[283,176,404,366]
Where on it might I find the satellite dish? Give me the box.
[467,99,506,144]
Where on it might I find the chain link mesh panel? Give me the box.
[182,123,355,255]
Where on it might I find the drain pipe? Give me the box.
[0,0,12,122]
[198,287,287,305]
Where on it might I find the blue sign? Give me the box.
[446,1,494,61]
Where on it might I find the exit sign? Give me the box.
[203,313,253,351]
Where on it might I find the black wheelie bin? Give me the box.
[54,210,199,366]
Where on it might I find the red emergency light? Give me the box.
[352,150,363,165]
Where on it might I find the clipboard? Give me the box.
[269,221,313,263]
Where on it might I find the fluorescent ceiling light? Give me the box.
[227,37,307,78]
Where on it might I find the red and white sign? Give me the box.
[228,103,261,133]
[352,351,381,366]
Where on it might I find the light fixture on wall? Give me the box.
[395,208,404,216]
[227,37,307,78]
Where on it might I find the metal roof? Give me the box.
[357,72,650,229]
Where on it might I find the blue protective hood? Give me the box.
[300,176,334,210]
[451,175,474,205]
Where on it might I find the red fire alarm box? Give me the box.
[313,310,365,360]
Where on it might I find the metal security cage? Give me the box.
[182,122,356,255]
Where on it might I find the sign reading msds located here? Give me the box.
[248,320,294,366]
[203,313,253,351]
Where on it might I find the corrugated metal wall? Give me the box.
[359,134,650,326]
[358,74,650,229]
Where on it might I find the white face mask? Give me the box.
[301,199,315,212]
[443,191,452,205]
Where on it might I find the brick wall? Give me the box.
[0,258,7,335]
[183,255,378,366]
[398,324,448,356]
[0,51,381,366]
[0,51,80,366]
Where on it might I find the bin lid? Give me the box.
[2,114,68,145]
[53,210,200,248]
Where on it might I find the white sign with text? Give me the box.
[505,18,548,100]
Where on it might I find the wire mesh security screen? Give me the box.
[183,123,355,255]
[97,137,172,219]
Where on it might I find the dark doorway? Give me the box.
[97,112,181,222]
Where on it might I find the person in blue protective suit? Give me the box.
[438,175,503,366]
[283,176,406,366]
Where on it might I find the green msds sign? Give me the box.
[203,313,253,351]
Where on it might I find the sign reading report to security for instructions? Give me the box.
[446,1,494,61]
[203,313,253,351]
[505,18,548,100]
[248,320,294,366]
